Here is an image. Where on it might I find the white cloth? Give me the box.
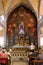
[19,29,24,34]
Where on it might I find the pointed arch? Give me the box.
[7,1,37,19]
[7,1,38,48]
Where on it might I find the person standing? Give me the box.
[1,49,8,65]
[0,47,2,65]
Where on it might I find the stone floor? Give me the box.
[11,61,28,65]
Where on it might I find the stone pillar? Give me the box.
[0,15,7,47]
[38,16,43,48]
[40,0,43,15]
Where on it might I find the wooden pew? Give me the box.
[33,60,43,65]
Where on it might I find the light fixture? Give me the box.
[0,37,4,47]
[0,15,5,21]
[0,26,3,31]
[40,37,43,46]
[40,16,42,20]
[39,16,42,21]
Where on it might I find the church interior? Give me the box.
[0,0,43,65]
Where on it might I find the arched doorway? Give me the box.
[7,4,38,47]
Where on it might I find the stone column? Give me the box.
[0,15,7,47]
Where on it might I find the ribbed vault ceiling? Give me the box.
[0,0,38,15]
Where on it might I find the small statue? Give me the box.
[29,42,35,51]
[19,22,24,34]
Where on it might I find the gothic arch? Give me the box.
[7,1,37,18]
[7,2,38,48]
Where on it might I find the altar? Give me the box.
[7,3,38,65]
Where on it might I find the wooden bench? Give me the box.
[33,60,43,65]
